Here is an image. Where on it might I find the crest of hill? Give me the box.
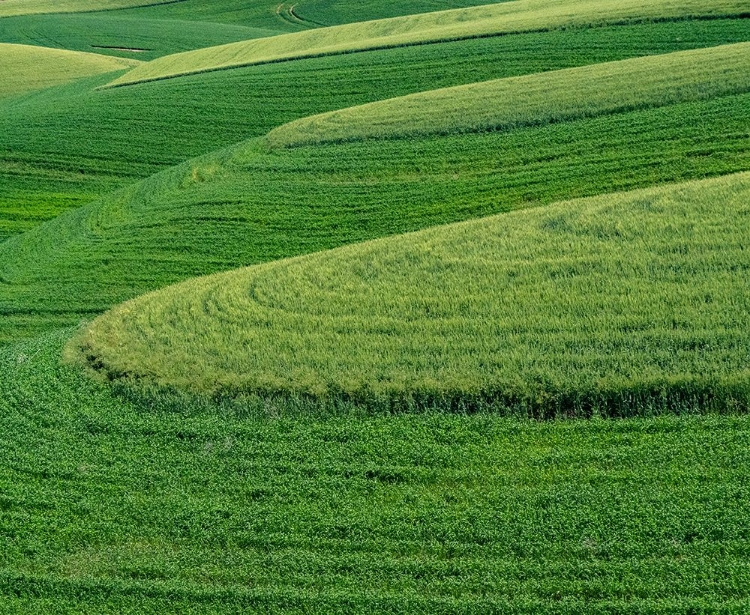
[0,43,140,99]
[0,0,176,18]
[266,42,750,147]
[69,172,750,416]
[105,0,750,87]
[1,45,750,343]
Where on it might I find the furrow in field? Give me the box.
[104,0,750,87]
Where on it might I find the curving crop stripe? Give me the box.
[104,0,750,88]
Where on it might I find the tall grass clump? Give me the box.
[69,173,750,417]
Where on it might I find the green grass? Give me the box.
[1,331,750,612]
[4,18,746,240]
[0,13,281,61]
[0,0,176,18]
[291,0,513,26]
[105,0,750,87]
[114,0,513,29]
[0,43,138,99]
[69,173,750,416]
[2,3,750,611]
[2,90,748,345]
[268,43,750,147]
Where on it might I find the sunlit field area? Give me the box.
[1,0,749,612]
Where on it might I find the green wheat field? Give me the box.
[1,0,749,612]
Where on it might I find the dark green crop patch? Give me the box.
[1,332,750,612]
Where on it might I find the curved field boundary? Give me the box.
[70,172,750,416]
[0,0,182,18]
[104,0,750,88]
[266,42,750,147]
[275,2,326,28]
[0,43,140,99]
[2,88,749,344]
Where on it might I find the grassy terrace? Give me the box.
[3,18,746,239]
[105,0,750,87]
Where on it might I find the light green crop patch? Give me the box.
[267,42,750,147]
[0,0,177,18]
[70,172,750,415]
[105,0,750,87]
[0,43,139,99]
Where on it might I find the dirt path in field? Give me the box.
[275,2,326,28]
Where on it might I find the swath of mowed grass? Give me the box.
[105,0,750,87]
[2,53,749,343]
[70,172,750,416]
[0,43,139,100]
[267,42,750,147]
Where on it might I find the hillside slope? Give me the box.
[0,13,279,60]
[7,19,742,240]
[1,80,748,342]
[3,331,750,611]
[0,0,175,18]
[1,2,750,611]
[0,43,138,99]
[70,173,750,415]
[106,0,750,87]
[267,43,750,147]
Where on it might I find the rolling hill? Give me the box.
[2,330,749,612]
[266,43,750,147]
[1,53,748,343]
[0,13,279,60]
[0,0,175,18]
[105,0,750,87]
[70,172,750,415]
[3,17,746,239]
[1,1,750,611]
[0,42,138,99]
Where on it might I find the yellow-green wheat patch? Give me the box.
[70,172,750,415]
[0,43,139,99]
[267,42,750,147]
